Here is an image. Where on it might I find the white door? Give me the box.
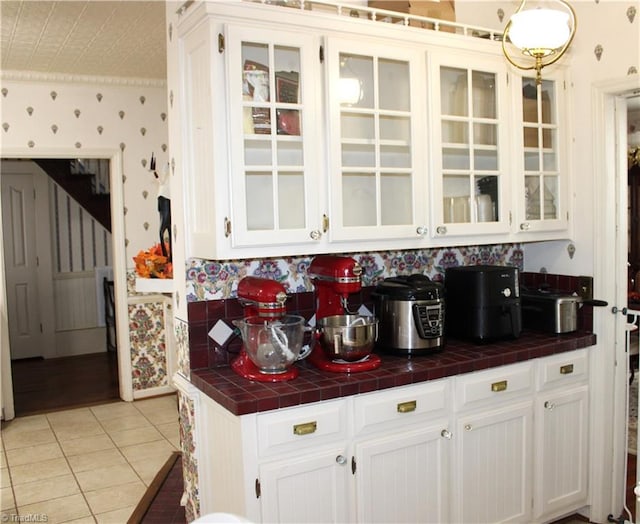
[534,385,589,519]
[354,423,451,523]
[454,401,533,524]
[1,173,43,359]
[259,447,350,523]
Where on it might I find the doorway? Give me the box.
[0,148,132,421]
[1,159,119,415]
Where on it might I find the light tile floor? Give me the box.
[1,395,180,524]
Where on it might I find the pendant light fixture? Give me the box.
[502,0,576,85]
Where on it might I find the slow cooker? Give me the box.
[372,274,445,355]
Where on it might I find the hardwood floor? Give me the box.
[11,351,119,416]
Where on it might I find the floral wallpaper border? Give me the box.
[178,391,200,522]
[128,301,168,391]
[185,244,524,302]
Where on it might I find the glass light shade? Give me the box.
[509,8,571,53]
[339,77,362,105]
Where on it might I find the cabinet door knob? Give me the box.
[336,455,347,465]
[309,230,321,240]
[436,225,447,235]
[520,222,530,231]
[441,429,452,439]
[464,424,473,431]
[544,401,555,411]
[416,226,427,236]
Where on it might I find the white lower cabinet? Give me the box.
[534,350,590,522]
[196,350,590,523]
[454,400,534,523]
[259,447,350,523]
[352,379,452,523]
[453,361,535,524]
[354,422,451,523]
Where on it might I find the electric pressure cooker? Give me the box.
[372,274,445,355]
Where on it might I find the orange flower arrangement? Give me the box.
[133,243,173,279]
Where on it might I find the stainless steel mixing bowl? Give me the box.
[316,315,378,362]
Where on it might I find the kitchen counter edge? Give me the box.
[190,330,597,416]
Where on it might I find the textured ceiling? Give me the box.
[0,0,167,80]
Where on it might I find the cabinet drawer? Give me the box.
[353,380,450,435]
[455,361,534,410]
[257,399,348,456]
[537,349,588,390]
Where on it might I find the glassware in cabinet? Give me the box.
[227,26,323,248]
[522,77,560,224]
[437,63,505,232]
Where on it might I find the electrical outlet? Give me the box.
[578,276,593,300]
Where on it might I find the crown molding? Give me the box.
[0,70,166,88]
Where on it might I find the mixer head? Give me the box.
[307,255,362,294]
[308,255,362,319]
[237,276,288,318]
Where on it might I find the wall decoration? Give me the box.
[628,5,636,24]
[50,91,57,100]
[178,392,200,522]
[185,244,524,302]
[129,301,168,390]
[594,44,603,61]
[175,318,190,377]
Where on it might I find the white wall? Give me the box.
[0,73,169,263]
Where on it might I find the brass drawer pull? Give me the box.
[397,400,417,413]
[560,364,574,375]
[491,380,508,392]
[293,421,317,436]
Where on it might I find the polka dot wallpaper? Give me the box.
[0,74,169,262]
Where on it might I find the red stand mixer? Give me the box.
[307,255,381,373]
[232,276,301,382]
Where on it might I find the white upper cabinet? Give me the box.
[226,25,324,249]
[176,1,573,260]
[429,52,512,240]
[513,70,570,236]
[324,38,428,244]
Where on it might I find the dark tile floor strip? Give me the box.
[129,452,186,524]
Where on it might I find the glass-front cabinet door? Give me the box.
[325,38,428,244]
[516,74,568,233]
[430,54,510,238]
[226,25,323,248]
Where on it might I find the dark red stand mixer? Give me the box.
[232,276,304,382]
[307,255,381,373]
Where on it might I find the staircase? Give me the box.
[35,159,111,232]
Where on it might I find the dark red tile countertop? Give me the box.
[190,330,597,416]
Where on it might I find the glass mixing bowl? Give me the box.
[233,315,306,374]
